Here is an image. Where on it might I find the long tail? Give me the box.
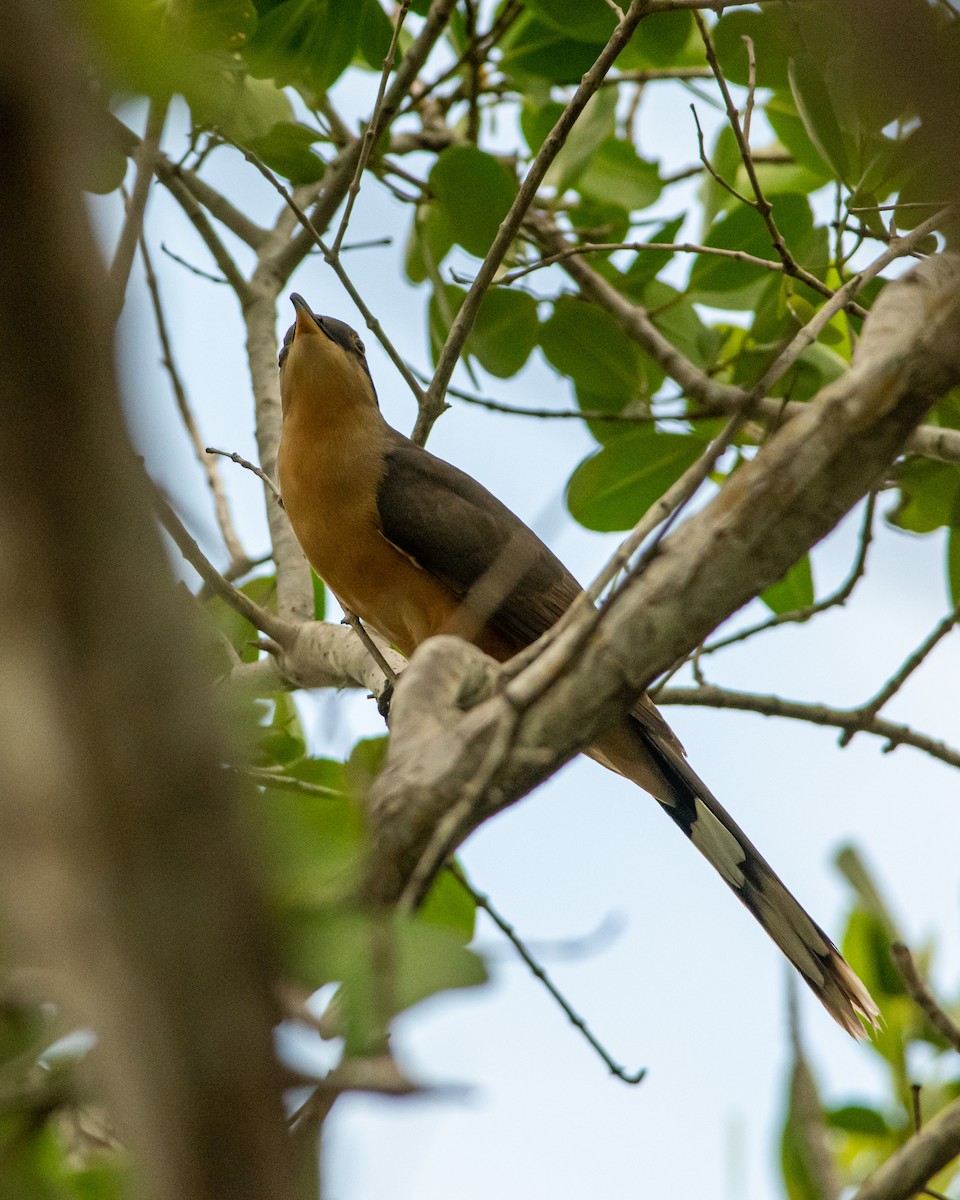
[592,714,880,1039]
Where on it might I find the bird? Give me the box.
[276,292,880,1039]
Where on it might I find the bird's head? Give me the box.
[279,294,378,418]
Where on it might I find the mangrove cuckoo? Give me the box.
[276,293,879,1038]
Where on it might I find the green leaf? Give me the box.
[206,574,277,664]
[621,216,684,297]
[419,864,477,942]
[618,11,694,69]
[246,0,359,94]
[567,426,707,532]
[311,569,326,620]
[188,0,258,51]
[428,282,466,363]
[766,92,838,182]
[713,7,792,90]
[761,555,814,614]
[257,690,306,765]
[948,528,960,607]
[428,146,517,258]
[247,120,325,185]
[357,0,396,71]
[788,54,853,185]
[542,89,618,195]
[826,1105,890,1136]
[344,735,389,804]
[282,910,487,1055]
[578,137,662,213]
[500,15,604,83]
[255,776,364,907]
[471,290,540,379]
[540,296,645,407]
[567,198,631,248]
[689,194,813,305]
[888,459,960,534]
[520,99,564,156]
[525,0,615,44]
[644,280,723,370]
[405,203,455,284]
[193,73,294,143]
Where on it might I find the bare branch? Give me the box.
[692,491,877,658]
[852,1094,960,1200]
[448,863,646,1083]
[140,239,247,566]
[892,943,960,1053]
[108,97,167,321]
[152,487,291,643]
[839,602,960,746]
[657,684,960,771]
[331,0,412,256]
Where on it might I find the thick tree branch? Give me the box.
[851,1094,960,1200]
[362,254,960,905]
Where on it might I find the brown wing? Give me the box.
[376,429,580,649]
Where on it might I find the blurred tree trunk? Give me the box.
[0,3,295,1197]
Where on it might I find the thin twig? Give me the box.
[419,0,655,444]
[140,237,246,565]
[656,684,960,771]
[161,170,250,297]
[151,487,290,642]
[691,104,753,206]
[338,607,398,686]
[691,491,876,659]
[600,65,712,86]
[160,242,229,283]
[497,238,797,286]
[839,602,960,746]
[695,12,869,319]
[229,765,344,801]
[741,34,756,145]
[447,863,646,1083]
[331,0,412,256]
[109,97,168,321]
[206,447,282,503]
[892,944,960,1053]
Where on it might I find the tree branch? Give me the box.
[852,1094,960,1200]
[656,685,960,771]
[361,254,960,905]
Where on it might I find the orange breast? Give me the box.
[278,407,511,660]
